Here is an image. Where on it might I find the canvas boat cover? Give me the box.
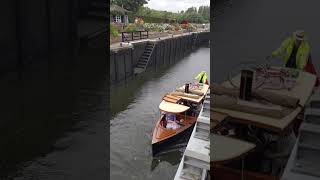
[159,100,190,113]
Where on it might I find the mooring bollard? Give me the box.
[185,83,189,93]
[239,69,253,101]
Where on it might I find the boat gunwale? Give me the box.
[152,114,198,145]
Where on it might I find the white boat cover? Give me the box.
[159,100,190,113]
[212,134,255,163]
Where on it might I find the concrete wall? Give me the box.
[1,1,18,72]
[0,1,78,171]
[0,0,76,73]
[110,32,210,85]
[20,0,49,64]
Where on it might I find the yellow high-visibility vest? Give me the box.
[272,36,310,70]
[195,71,208,83]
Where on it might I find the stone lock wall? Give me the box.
[110,32,209,85]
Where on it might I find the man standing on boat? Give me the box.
[195,71,209,84]
[270,30,310,70]
[269,30,319,86]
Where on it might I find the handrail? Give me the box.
[143,42,155,70]
[121,30,149,42]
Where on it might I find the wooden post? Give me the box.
[162,41,165,65]
[175,38,178,61]
[159,43,161,64]
[171,39,174,62]
[169,39,172,64]
[123,53,126,80]
[183,38,185,57]
[179,37,182,59]
[178,38,180,59]
[154,44,157,71]
[178,37,180,59]
[160,42,162,65]
[176,38,178,61]
[130,48,133,76]
[131,32,133,41]
[177,37,181,60]
[190,35,192,50]
[114,53,118,82]
[174,39,177,61]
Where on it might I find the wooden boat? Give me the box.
[152,83,209,156]
[211,67,317,180]
[151,101,197,156]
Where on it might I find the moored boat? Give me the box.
[152,83,209,156]
[211,66,317,180]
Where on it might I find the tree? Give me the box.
[129,5,210,24]
[185,12,205,23]
[185,7,197,14]
[112,0,150,13]
[198,6,210,22]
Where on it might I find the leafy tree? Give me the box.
[185,7,197,14]
[198,6,210,22]
[130,5,210,24]
[185,12,205,23]
[111,0,150,13]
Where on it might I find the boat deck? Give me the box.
[211,67,318,180]
[212,69,316,133]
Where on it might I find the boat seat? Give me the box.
[166,94,181,100]
[163,94,182,103]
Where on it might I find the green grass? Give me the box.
[110,24,119,38]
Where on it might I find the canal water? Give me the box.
[110,47,210,180]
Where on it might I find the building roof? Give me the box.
[110,4,130,15]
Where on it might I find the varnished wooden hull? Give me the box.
[152,123,195,156]
[152,115,197,156]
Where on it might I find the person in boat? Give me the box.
[269,30,319,86]
[165,113,181,130]
[195,71,209,84]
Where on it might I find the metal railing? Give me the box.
[121,30,149,42]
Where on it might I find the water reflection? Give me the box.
[151,150,183,171]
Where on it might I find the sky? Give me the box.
[144,0,210,13]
